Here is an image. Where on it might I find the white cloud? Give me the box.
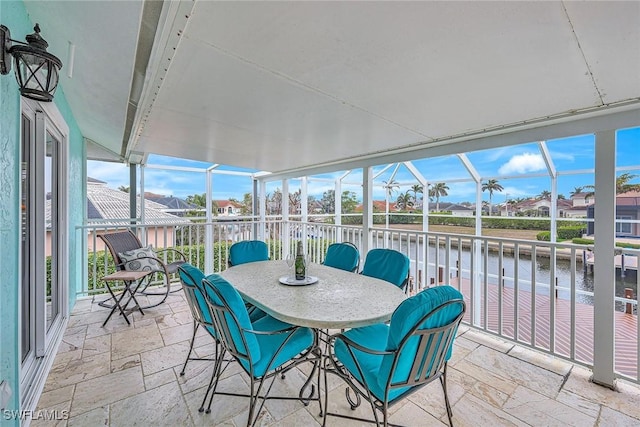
[498,153,546,175]
[87,160,129,186]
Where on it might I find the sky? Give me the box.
[87,127,640,204]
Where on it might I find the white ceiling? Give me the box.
[23,1,640,175]
[23,0,143,160]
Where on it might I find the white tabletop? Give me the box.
[219,260,407,329]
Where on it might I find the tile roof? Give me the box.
[86,182,183,224]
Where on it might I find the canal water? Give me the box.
[379,238,637,312]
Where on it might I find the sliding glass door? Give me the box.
[20,100,67,404]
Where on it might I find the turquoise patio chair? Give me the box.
[228,240,269,320]
[178,264,219,376]
[323,242,360,272]
[325,285,466,426]
[228,240,269,266]
[361,249,411,292]
[200,274,322,425]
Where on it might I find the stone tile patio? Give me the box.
[35,292,640,426]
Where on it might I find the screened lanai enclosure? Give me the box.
[84,126,640,385]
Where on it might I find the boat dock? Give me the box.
[440,276,638,379]
[584,251,638,276]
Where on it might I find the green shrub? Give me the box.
[557,226,585,240]
[429,216,475,227]
[571,237,640,250]
[536,231,551,241]
[572,238,594,245]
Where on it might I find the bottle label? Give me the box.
[295,242,305,280]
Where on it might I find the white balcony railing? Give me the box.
[77,218,639,384]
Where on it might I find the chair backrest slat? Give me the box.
[409,332,432,382]
[388,307,463,390]
[210,301,245,358]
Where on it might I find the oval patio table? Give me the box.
[219,260,407,329]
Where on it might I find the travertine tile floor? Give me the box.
[35,292,640,426]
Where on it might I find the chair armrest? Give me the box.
[155,248,187,261]
[243,325,300,337]
[330,333,394,356]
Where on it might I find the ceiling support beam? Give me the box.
[121,0,165,160]
[262,106,639,182]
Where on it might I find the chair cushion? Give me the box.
[379,286,464,396]
[324,243,359,272]
[334,286,464,403]
[204,274,261,362]
[229,240,269,266]
[242,315,314,378]
[334,324,407,402]
[387,285,464,351]
[361,249,410,288]
[119,245,161,272]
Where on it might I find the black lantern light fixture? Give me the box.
[1,23,63,102]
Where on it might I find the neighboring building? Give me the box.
[82,179,185,253]
[145,194,202,217]
[214,199,243,216]
[355,201,400,212]
[587,191,640,237]
[426,202,474,217]
[501,193,594,218]
[438,203,475,217]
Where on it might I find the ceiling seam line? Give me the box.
[190,36,435,140]
[120,0,165,159]
[561,1,605,105]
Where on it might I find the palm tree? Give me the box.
[481,179,504,216]
[396,192,413,210]
[382,180,400,200]
[616,173,640,193]
[584,173,640,197]
[538,190,551,200]
[186,193,207,207]
[570,186,583,197]
[382,180,399,228]
[429,182,449,212]
[410,184,423,208]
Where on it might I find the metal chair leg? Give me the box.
[202,345,225,413]
[440,363,454,427]
[180,321,199,376]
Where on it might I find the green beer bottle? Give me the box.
[295,241,306,280]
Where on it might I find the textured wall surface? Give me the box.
[0,2,30,421]
[0,1,86,421]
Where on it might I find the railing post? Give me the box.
[592,129,616,389]
[625,288,634,314]
[362,167,373,256]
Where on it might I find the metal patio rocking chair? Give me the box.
[98,229,186,308]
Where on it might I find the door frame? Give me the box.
[19,98,70,411]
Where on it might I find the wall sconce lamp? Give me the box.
[1,23,63,102]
